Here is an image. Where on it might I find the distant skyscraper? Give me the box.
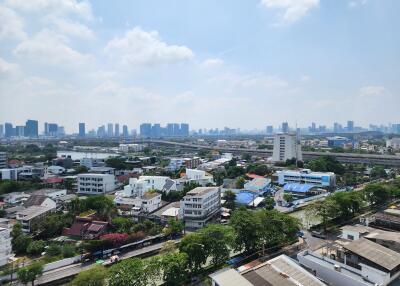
[58,126,65,136]
[107,123,113,137]
[180,123,189,137]
[97,125,106,137]
[282,122,289,133]
[151,123,161,138]
[44,122,49,135]
[122,125,129,137]
[115,123,120,137]
[4,123,14,138]
[333,122,341,133]
[25,120,38,138]
[0,124,3,138]
[173,123,180,136]
[166,123,174,136]
[79,123,86,137]
[266,125,273,134]
[140,123,152,137]
[15,126,25,137]
[347,121,354,132]
[48,123,58,136]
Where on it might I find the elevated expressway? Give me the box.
[139,139,400,167]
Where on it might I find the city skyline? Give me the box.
[1,0,400,130]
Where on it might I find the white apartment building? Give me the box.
[271,133,302,162]
[0,152,7,169]
[114,192,161,213]
[180,187,221,229]
[0,168,18,180]
[46,165,65,175]
[184,169,214,186]
[0,226,12,266]
[117,176,177,198]
[277,169,336,189]
[386,138,400,150]
[118,143,144,153]
[77,173,116,195]
[80,157,105,169]
[16,205,56,233]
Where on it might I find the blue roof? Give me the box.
[283,183,315,193]
[235,191,259,205]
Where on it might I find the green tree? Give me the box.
[264,197,275,211]
[179,233,208,274]
[242,153,251,161]
[111,217,134,233]
[200,224,233,265]
[235,177,246,189]
[370,166,387,179]
[46,244,62,257]
[364,184,390,206]
[306,199,340,231]
[62,244,76,258]
[105,157,128,170]
[27,240,46,256]
[223,190,236,210]
[108,258,160,286]
[12,224,32,255]
[226,166,246,179]
[70,265,107,286]
[37,213,73,239]
[181,181,201,197]
[161,252,188,286]
[17,262,43,286]
[74,165,88,174]
[163,219,184,237]
[283,193,294,203]
[230,208,261,252]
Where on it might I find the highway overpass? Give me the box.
[139,139,400,167]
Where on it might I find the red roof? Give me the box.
[245,173,264,179]
[42,177,64,184]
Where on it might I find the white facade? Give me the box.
[1,192,30,204]
[16,206,56,233]
[277,169,336,188]
[386,138,400,150]
[77,173,116,194]
[184,169,214,186]
[114,192,161,213]
[0,152,7,169]
[47,165,66,175]
[180,187,221,229]
[272,133,302,162]
[80,157,105,169]
[0,168,18,180]
[118,143,144,153]
[0,226,12,266]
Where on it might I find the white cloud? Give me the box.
[348,0,367,8]
[200,58,224,69]
[359,85,389,98]
[5,0,93,20]
[0,57,18,75]
[13,29,92,66]
[260,0,319,24]
[0,5,26,40]
[50,17,94,39]
[104,27,194,66]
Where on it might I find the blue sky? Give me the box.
[0,0,399,132]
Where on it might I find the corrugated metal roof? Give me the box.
[344,238,400,271]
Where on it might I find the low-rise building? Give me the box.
[0,152,7,169]
[77,173,116,195]
[16,205,56,233]
[80,157,105,169]
[276,169,336,189]
[1,192,30,205]
[32,189,67,200]
[180,187,221,229]
[210,254,326,286]
[0,168,18,180]
[47,165,66,175]
[298,233,400,286]
[244,178,271,194]
[24,195,57,209]
[183,169,214,186]
[0,225,12,266]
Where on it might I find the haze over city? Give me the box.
[1,0,400,132]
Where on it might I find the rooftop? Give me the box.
[343,238,400,271]
[186,186,218,196]
[142,192,161,200]
[17,205,54,220]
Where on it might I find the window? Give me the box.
[347,235,354,240]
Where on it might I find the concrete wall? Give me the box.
[297,252,368,286]
[43,255,81,272]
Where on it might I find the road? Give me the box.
[140,139,400,166]
[15,240,178,286]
